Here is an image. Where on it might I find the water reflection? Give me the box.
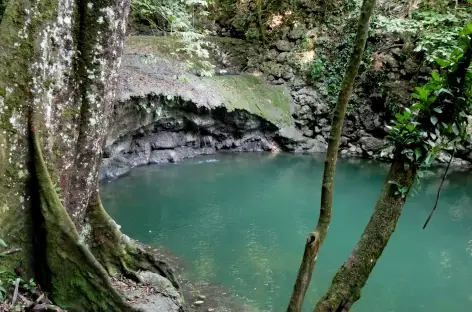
[101,153,472,312]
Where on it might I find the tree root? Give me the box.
[31,126,140,312]
[87,195,180,289]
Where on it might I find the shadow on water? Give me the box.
[101,152,472,312]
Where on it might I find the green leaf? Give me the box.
[430,115,438,125]
[424,153,433,166]
[435,58,449,67]
[0,238,7,248]
[415,148,422,160]
[467,23,472,34]
[431,71,440,80]
[419,88,430,101]
[433,107,442,113]
[438,88,453,96]
[452,123,459,135]
[417,170,424,178]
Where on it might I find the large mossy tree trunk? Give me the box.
[0,0,176,310]
[286,0,377,311]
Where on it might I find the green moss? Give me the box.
[125,35,185,59]
[31,129,130,312]
[205,74,292,127]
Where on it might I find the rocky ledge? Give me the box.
[100,52,327,180]
[101,35,472,180]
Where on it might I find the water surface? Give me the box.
[101,153,472,311]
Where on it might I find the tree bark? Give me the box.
[314,157,417,311]
[0,0,177,310]
[286,1,377,311]
[256,0,266,43]
[314,30,472,312]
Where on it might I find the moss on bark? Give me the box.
[87,195,179,288]
[287,0,377,310]
[0,0,181,310]
[31,125,134,312]
[314,156,417,312]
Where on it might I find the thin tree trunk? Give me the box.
[286,0,377,311]
[256,0,266,43]
[314,157,417,311]
[315,33,472,312]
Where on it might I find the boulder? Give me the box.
[149,150,181,164]
[139,271,180,300]
[404,58,418,75]
[151,132,183,149]
[288,27,305,40]
[282,69,294,81]
[292,87,328,115]
[358,136,386,151]
[266,49,278,61]
[357,105,381,132]
[301,126,313,137]
[380,145,395,159]
[99,156,131,180]
[275,40,292,52]
[340,136,350,146]
[276,52,289,63]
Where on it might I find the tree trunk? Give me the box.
[314,157,417,311]
[0,0,177,310]
[256,0,266,43]
[286,0,377,311]
[314,30,471,312]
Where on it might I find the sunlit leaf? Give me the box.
[452,123,459,135]
[430,115,438,125]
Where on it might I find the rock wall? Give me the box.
[100,95,281,180]
[103,33,472,182]
[100,51,330,180]
[203,30,472,168]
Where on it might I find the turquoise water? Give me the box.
[101,153,472,312]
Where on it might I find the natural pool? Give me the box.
[101,153,472,312]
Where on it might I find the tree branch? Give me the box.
[423,150,455,229]
[0,248,22,257]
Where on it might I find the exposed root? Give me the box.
[30,125,139,312]
[120,258,144,284]
[87,195,180,288]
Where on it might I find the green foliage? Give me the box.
[132,0,208,31]
[374,2,472,62]
[0,238,7,248]
[0,274,38,303]
[131,0,215,76]
[310,57,325,79]
[21,278,37,293]
[245,27,260,42]
[386,24,472,195]
[310,28,373,107]
[388,180,410,198]
[0,278,6,303]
